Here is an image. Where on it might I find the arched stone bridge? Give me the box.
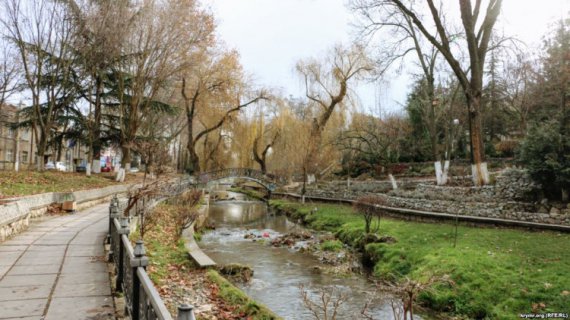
[197,168,284,191]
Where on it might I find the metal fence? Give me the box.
[108,191,196,320]
[197,167,285,190]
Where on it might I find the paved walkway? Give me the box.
[0,203,114,320]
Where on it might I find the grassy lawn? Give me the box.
[270,200,570,319]
[0,170,141,197]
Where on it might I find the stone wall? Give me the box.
[305,178,432,195]
[0,184,132,241]
[303,169,570,226]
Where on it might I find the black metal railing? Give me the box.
[197,167,285,189]
[108,196,197,320]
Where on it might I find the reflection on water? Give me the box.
[199,193,414,320]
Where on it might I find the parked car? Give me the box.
[129,167,140,173]
[45,162,66,172]
[75,165,86,173]
[101,166,112,173]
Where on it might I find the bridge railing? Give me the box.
[197,167,285,187]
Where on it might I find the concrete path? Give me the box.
[0,203,114,320]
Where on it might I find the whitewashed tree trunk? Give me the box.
[471,162,490,186]
[86,162,91,176]
[442,160,450,185]
[307,174,316,185]
[435,161,442,185]
[92,160,101,174]
[115,168,126,182]
[435,161,450,185]
[388,174,398,190]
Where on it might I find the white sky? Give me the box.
[205,0,570,114]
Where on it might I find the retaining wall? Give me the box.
[0,184,132,241]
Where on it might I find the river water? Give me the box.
[198,193,408,319]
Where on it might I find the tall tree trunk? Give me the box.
[186,142,200,174]
[121,146,131,170]
[56,139,63,162]
[468,95,489,186]
[37,129,48,171]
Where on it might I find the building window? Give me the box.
[21,129,30,141]
[21,151,28,163]
[5,149,13,161]
[7,128,15,138]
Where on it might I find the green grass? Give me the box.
[320,239,344,252]
[206,270,280,319]
[228,187,266,201]
[269,199,570,319]
[0,171,126,197]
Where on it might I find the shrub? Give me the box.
[518,120,570,200]
[389,163,409,175]
[353,195,386,234]
[496,140,520,157]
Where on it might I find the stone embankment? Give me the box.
[301,169,570,226]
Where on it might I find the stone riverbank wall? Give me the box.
[0,184,132,241]
[301,169,570,226]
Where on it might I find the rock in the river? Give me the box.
[217,263,254,283]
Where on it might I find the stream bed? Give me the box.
[197,193,414,319]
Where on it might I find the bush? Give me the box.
[353,195,386,234]
[388,163,409,175]
[496,140,520,157]
[518,120,570,200]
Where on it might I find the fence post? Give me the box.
[108,205,120,262]
[107,199,116,245]
[177,304,196,320]
[115,216,130,292]
[130,240,149,320]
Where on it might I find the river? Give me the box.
[198,192,414,319]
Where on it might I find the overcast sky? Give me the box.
[205,0,570,114]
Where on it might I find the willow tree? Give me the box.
[252,105,281,174]
[352,0,503,185]
[181,49,268,173]
[296,44,372,190]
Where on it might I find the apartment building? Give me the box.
[0,104,33,170]
[0,103,89,171]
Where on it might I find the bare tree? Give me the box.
[352,2,443,161]
[2,0,76,170]
[500,53,537,135]
[0,43,19,114]
[299,285,348,320]
[354,195,386,234]
[109,0,212,178]
[352,0,503,185]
